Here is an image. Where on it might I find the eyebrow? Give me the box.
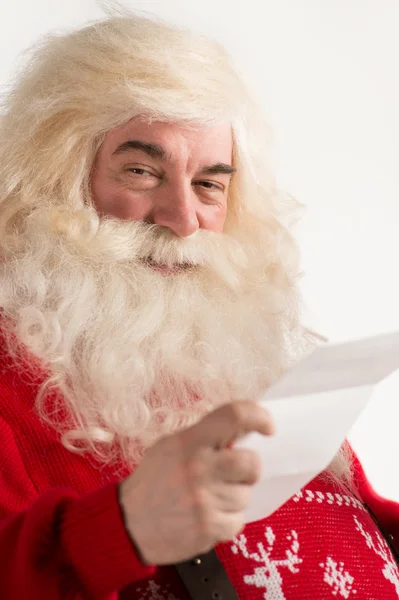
[199,163,236,176]
[112,139,237,176]
[113,140,166,160]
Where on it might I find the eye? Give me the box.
[124,166,160,190]
[194,181,224,191]
[127,168,152,176]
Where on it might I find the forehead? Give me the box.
[101,117,233,163]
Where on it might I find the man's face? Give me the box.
[9,118,289,458]
[90,118,235,237]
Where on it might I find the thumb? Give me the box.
[184,400,274,451]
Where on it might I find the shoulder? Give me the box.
[0,336,44,447]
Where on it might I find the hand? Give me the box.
[119,400,274,565]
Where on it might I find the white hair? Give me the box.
[0,10,352,485]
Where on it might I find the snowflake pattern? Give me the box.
[293,489,366,512]
[319,556,357,598]
[231,526,302,599]
[135,579,180,600]
[354,514,399,597]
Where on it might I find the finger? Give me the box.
[213,448,262,485]
[213,512,246,543]
[185,400,274,450]
[210,483,252,513]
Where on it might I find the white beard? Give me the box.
[0,206,313,467]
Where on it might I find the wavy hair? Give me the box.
[0,10,352,484]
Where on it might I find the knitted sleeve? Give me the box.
[0,415,156,600]
[355,451,399,526]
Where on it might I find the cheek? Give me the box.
[200,203,228,233]
[91,176,148,221]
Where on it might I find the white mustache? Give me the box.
[135,226,211,267]
[47,210,249,289]
[94,217,246,266]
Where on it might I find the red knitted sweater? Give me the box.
[1,351,399,600]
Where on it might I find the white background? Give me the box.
[1,1,398,498]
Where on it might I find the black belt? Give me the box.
[175,549,239,600]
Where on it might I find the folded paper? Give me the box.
[235,331,399,523]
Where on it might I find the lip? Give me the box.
[141,258,196,276]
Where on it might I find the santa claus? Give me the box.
[0,10,398,600]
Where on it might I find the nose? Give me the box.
[152,183,199,238]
